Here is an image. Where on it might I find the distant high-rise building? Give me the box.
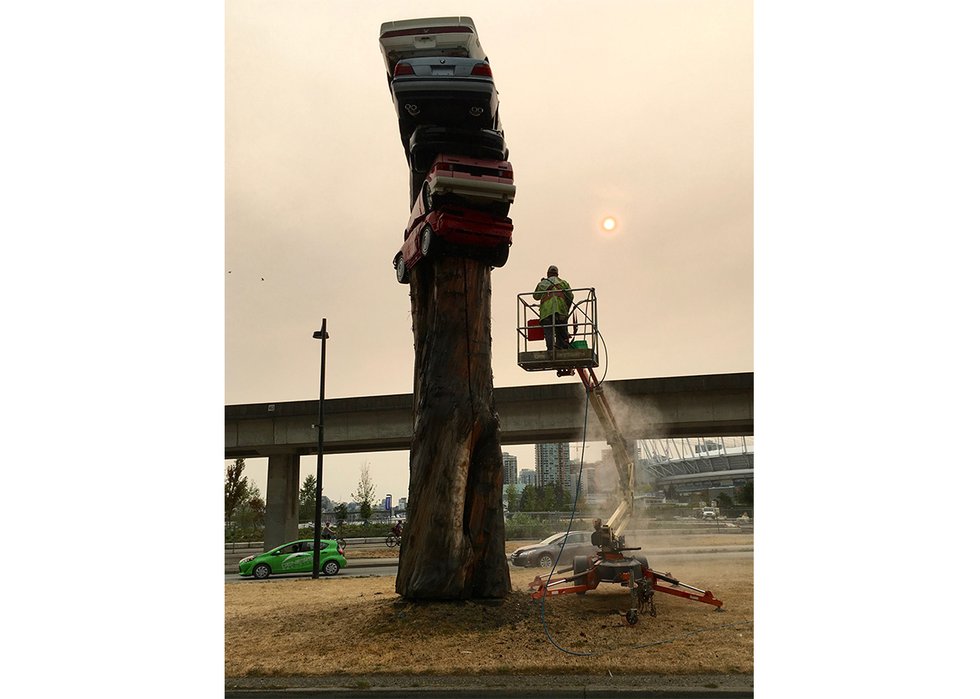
[584,466,597,495]
[535,442,571,491]
[502,452,518,485]
[518,468,536,485]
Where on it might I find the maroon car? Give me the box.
[393,161,513,284]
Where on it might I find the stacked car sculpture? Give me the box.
[380,16,515,283]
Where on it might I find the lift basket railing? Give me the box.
[516,287,599,372]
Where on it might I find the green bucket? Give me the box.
[570,340,588,349]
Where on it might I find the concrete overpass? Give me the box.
[226,372,753,458]
[225,372,752,548]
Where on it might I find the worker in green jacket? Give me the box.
[533,265,574,352]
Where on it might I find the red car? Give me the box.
[393,168,513,284]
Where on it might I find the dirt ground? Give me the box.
[226,536,753,680]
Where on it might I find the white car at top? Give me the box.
[379,16,487,81]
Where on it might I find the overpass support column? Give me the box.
[265,453,300,550]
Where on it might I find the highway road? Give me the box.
[225,549,751,583]
[226,558,399,582]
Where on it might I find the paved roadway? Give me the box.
[226,557,398,582]
[225,549,751,583]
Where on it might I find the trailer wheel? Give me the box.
[626,609,639,626]
[573,555,590,594]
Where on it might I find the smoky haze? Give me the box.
[226,1,752,501]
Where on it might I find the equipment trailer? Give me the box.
[517,289,724,624]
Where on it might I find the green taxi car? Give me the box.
[239,539,347,579]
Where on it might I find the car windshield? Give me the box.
[539,532,567,545]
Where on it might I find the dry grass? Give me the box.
[226,545,752,678]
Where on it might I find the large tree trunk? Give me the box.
[395,254,511,599]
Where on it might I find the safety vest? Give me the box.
[533,276,573,318]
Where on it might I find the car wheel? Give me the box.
[489,244,509,268]
[489,201,510,217]
[322,560,340,576]
[410,169,427,206]
[395,255,408,284]
[537,553,554,569]
[420,225,436,257]
[422,181,434,212]
[252,563,271,580]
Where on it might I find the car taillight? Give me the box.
[470,62,492,77]
[394,63,415,76]
[338,546,345,555]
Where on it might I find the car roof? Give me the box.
[541,530,591,543]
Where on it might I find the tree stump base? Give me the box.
[395,255,511,600]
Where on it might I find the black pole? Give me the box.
[312,318,327,579]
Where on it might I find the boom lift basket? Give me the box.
[517,287,599,372]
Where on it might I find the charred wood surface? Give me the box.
[395,255,511,599]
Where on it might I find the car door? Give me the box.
[561,532,595,562]
[549,536,569,563]
[550,533,575,565]
[281,541,314,572]
[264,546,287,574]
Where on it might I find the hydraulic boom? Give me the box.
[516,288,723,623]
[576,365,634,542]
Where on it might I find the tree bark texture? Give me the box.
[395,255,512,599]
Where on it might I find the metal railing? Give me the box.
[516,287,599,370]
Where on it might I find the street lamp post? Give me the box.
[312,318,328,579]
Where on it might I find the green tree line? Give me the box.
[225,458,266,539]
[226,460,383,541]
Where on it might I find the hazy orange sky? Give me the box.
[225,0,753,501]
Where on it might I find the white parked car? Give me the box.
[379,16,486,81]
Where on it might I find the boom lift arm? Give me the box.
[516,288,723,623]
[576,365,634,544]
